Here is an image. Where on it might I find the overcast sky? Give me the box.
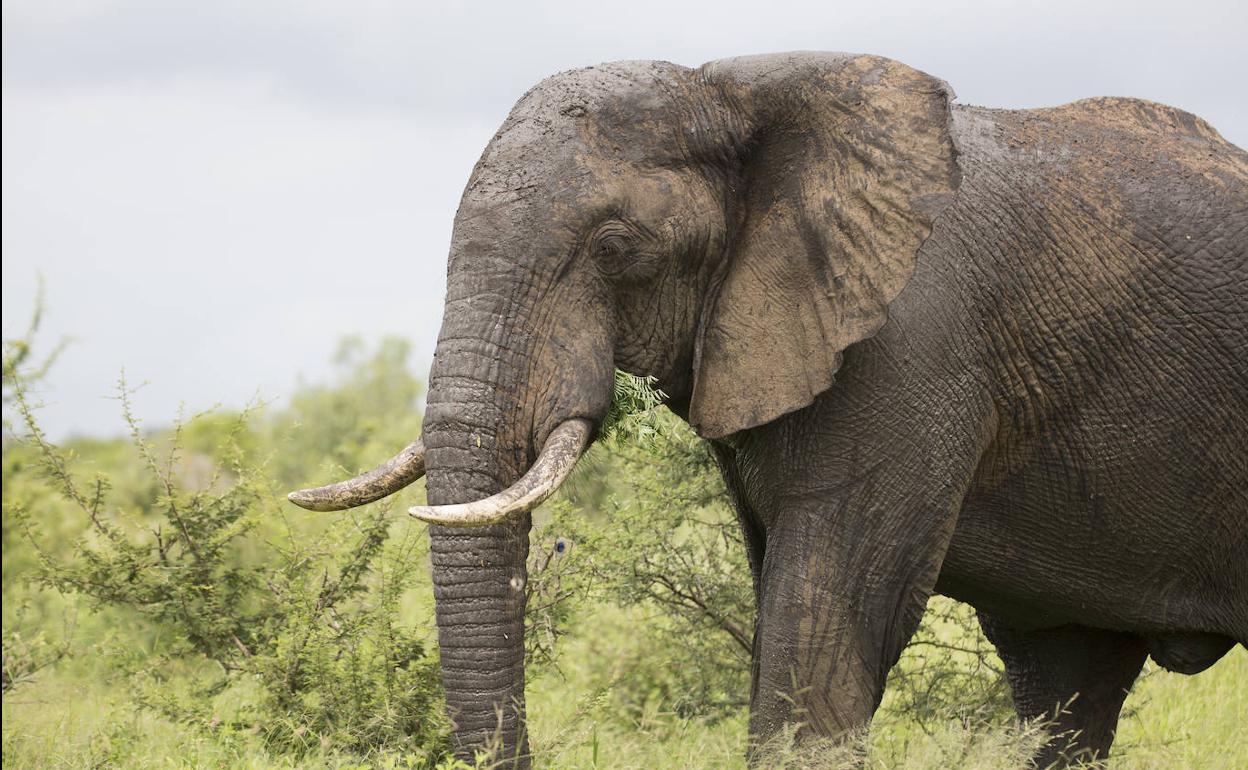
[4,0,1245,438]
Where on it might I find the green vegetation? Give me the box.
[3,315,1245,769]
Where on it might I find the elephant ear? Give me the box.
[689,53,961,439]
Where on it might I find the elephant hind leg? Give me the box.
[978,613,1147,768]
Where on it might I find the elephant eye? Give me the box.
[595,233,631,261]
[591,220,662,283]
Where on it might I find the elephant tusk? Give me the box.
[409,418,592,527]
[288,440,426,511]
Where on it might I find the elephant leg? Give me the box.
[735,329,991,756]
[978,612,1147,767]
[747,498,958,756]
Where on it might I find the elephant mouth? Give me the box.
[287,417,592,526]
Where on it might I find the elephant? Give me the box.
[289,52,1248,767]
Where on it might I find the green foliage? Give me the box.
[270,336,425,489]
[564,408,753,724]
[598,371,666,445]
[746,719,1051,770]
[4,335,451,761]
[2,599,73,693]
[881,599,1012,729]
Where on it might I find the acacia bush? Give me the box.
[557,398,753,725]
[5,335,452,761]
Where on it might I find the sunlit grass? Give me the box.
[1114,645,1248,770]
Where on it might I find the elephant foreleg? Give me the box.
[978,612,1148,767]
[747,496,959,755]
[736,332,991,756]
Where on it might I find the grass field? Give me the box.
[4,599,1244,769]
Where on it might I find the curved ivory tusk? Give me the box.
[409,418,592,527]
[288,440,426,511]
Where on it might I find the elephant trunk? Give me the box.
[422,315,536,764]
[421,271,612,764]
[428,515,532,761]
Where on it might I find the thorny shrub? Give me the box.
[5,330,452,760]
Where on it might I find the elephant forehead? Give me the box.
[460,69,672,204]
[528,60,690,107]
[570,164,726,226]
[481,61,728,184]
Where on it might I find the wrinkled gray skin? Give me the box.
[416,53,1247,767]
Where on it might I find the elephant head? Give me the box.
[290,52,961,764]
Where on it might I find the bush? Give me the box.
[2,600,73,693]
[5,337,452,761]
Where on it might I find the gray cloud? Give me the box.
[7,1,1246,128]
[3,0,1245,437]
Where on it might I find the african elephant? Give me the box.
[290,52,1247,767]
